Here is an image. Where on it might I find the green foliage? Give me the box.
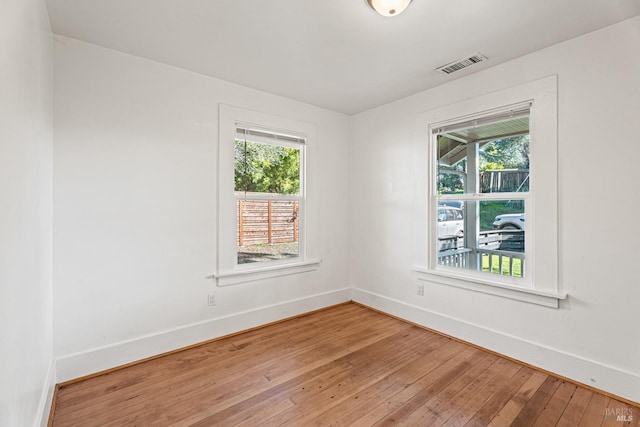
[437,162,465,194]
[235,140,300,194]
[479,162,504,172]
[480,135,529,169]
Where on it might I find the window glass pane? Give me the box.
[479,199,525,278]
[437,199,525,278]
[437,116,530,195]
[479,135,530,193]
[234,139,300,195]
[481,199,525,231]
[237,199,300,264]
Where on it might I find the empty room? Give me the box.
[2,0,640,425]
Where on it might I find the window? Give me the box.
[415,76,565,307]
[215,105,320,286]
[434,103,531,282]
[235,127,304,264]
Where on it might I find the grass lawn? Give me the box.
[481,253,523,277]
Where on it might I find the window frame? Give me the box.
[215,105,320,286]
[234,126,305,267]
[414,76,566,307]
[431,102,532,287]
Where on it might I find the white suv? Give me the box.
[437,206,464,237]
[493,213,525,230]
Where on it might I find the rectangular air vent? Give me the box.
[436,53,488,75]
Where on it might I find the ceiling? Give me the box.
[46,0,640,115]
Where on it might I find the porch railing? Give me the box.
[437,230,525,277]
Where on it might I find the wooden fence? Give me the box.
[237,199,299,246]
[480,169,529,193]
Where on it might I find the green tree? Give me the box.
[234,140,300,194]
[480,135,529,169]
[438,163,465,194]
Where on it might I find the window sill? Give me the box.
[413,266,566,308]
[210,259,322,286]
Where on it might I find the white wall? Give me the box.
[52,36,351,380]
[351,17,640,402]
[0,0,54,425]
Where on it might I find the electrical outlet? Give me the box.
[417,284,424,296]
[208,293,216,306]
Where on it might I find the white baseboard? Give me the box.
[35,359,56,427]
[56,288,350,383]
[351,287,640,404]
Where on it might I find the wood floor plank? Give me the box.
[531,380,577,427]
[630,407,640,427]
[57,303,366,406]
[555,386,594,427]
[578,393,609,427]
[57,307,403,424]
[344,341,471,426]
[509,376,563,426]
[56,305,333,400]
[439,358,525,426]
[303,335,455,426]
[601,399,637,427]
[257,327,446,426]
[103,316,412,425]
[392,352,501,426]
[350,345,482,426]
[118,322,416,426]
[50,303,639,427]
[54,307,359,421]
[361,347,484,426]
[486,370,548,426]
[461,366,535,427]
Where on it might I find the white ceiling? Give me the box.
[46,0,640,115]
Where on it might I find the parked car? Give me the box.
[438,206,464,237]
[493,213,525,230]
[438,200,464,209]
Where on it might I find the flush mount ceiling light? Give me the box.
[366,0,413,17]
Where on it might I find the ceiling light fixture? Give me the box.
[366,0,413,17]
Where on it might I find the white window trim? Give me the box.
[210,259,322,287]
[215,105,319,286]
[414,76,566,308]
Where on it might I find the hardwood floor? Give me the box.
[51,303,638,426]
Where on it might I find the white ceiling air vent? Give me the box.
[436,53,488,75]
